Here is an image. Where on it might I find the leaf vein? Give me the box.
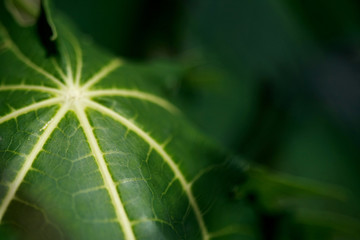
[0,97,63,124]
[0,84,62,95]
[0,23,65,88]
[74,105,136,240]
[85,99,210,240]
[0,105,68,221]
[81,59,123,90]
[86,89,180,114]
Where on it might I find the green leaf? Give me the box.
[0,2,256,240]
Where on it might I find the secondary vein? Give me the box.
[81,59,123,90]
[0,97,63,124]
[0,104,68,221]
[0,85,62,95]
[0,23,65,89]
[85,89,180,114]
[74,104,136,240]
[65,30,83,87]
[85,99,210,240]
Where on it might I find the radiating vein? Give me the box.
[0,24,65,89]
[51,58,68,83]
[0,105,68,222]
[85,99,209,240]
[81,59,123,90]
[0,85,62,95]
[0,97,63,124]
[65,30,83,87]
[62,44,74,87]
[74,105,136,240]
[86,89,180,114]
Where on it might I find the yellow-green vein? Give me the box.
[0,97,62,124]
[81,59,123,90]
[0,84,61,95]
[63,29,83,87]
[85,89,180,114]
[0,23,65,88]
[51,58,68,83]
[74,104,136,240]
[0,104,68,221]
[84,99,210,240]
